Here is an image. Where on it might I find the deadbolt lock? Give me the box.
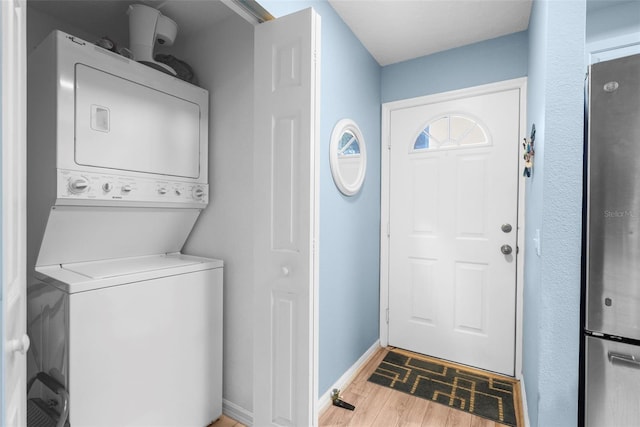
[501,223,513,233]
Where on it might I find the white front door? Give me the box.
[386,81,524,376]
[253,7,320,427]
[2,0,29,424]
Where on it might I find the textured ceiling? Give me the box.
[28,0,625,67]
[328,0,533,66]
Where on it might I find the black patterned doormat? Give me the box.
[368,349,521,426]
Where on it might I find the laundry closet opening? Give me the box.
[25,1,258,424]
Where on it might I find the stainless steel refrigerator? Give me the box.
[584,53,640,426]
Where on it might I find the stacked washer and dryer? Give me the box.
[26,25,222,426]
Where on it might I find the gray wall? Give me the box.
[27,7,95,53]
[178,14,255,414]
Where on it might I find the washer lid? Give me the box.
[62,254,202,279]
[35,253,223,294]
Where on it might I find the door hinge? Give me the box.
[386,222,390,238]
[385,308,389,324]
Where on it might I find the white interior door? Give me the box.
[2,0,28,424]
[253,7,320,427]
[387,84,522,376]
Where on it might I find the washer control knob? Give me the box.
[69,177,89,193]
[175,189,182,196]
[102,182,113,192]
[158,187,167,195]
[192,187,205,200]
[121,184,133,193]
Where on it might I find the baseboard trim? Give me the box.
[317,339,381,414]
[222,341,381,425]
[518,374,531,427]
[223,399,253,426]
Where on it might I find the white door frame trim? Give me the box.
[380,77,527,378]
[2,0,28,422]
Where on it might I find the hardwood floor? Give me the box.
[319,347,512,427]
[208,415,247,427]
[211,346,517,427]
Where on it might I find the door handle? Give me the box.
[500,244,513,255]
[608,352,640,369]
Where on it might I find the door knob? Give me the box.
[501,244,513,255]
[7,334,30,355]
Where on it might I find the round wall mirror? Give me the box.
[329,119,367,196]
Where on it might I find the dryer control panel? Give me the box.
[57,169,208,207]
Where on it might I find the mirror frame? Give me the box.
[329,119,367,196]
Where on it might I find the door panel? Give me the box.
[388,88,521,376]
[456,155,487,236]
[454,263,487,334]
[412,158,438,233]
[253,8,320,427]
[272,116,299,251]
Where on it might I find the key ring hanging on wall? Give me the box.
[523,124,535,177]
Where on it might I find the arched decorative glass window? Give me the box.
[413,114,489,151]
[338,131,361,155]
[330,119,367,196]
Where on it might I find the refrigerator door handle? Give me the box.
[608,351,640,370]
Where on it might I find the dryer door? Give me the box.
[74,64,201,178]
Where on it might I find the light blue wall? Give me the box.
[382,31,528,102]
[586,0,640,44]
[522,2,547,426]
[258,0,382,396]
[0,10,4,417]
[523,1,586,426]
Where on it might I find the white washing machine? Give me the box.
[26,30,222,425]
[29,254,223,426]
